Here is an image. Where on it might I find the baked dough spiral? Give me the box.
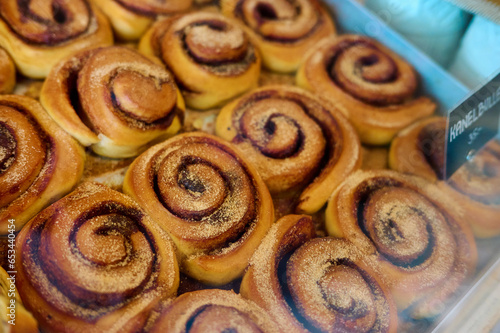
[124,132,274,285]
[0,49,15,94]
[139,12,261,110]
[297,35,436,145]
[0,95,84,234]
[148,289,280,332]
[390,117,500,237]
[0,266,38,333]
[0,0,113,78]
[91,0,192,41]
[241,214,397,333]
[40,46,184,158]
[216,85,361,214]
[15,182,180,333]
[221,0,336,73]
[326,170,477,318]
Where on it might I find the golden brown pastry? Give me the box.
[0,0,113,78]
[0,95,84,234]
[139,12,261,109]
[40,46,184,158]
[216,85,362,214]
[390,117,500,237]
[326,170,477,319]
[0,49,15,94]
[148,289,280,332]
[297,35,436,145]
[389,117,446,181]
[91,0,192,41]
[362,146,389,170]
[241,215,398,333]
[124,132,274,286]
[220,0,336,73]
[0,266,38,333]
[15,182,180,333]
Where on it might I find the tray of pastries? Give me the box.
[0,0,499,332]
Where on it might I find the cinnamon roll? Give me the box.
[0,49,15,94]
[241,214,397,332]
[148,289,280,332]
[220,0,336,73]
[123,132,274,285]
[0,95,84,234]
[0,266,38,333]
[91,0,192,41]
[40,46,184,158]
[216,85,362,214]
[15,182,180,332]
[139,12,261,109]
[0,0,113,78]
[297,35,436,145]
[390,117,500,237]
[325,170,477,318]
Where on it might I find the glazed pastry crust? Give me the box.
[0,2,113,78]
[297,35,436,145]
[221,0,336,73]
[0,95,85,234]
[139,12,261,110]
[216,85,362,214]
[124,132,274,285]
[326,170,477,319]
[0,49,15,94]
[15,182,180,333]
[390,117,500,237]
[40,46,184,158]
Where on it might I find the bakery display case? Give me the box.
[0,0,499,332]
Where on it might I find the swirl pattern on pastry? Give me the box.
[0,95,84,234]
[0,0,113,78]
[139,12,261,109]
[241,215,397,333]
[389,117,446,182]
[221,0,336,73]
[15,182,180,333]
[297,35,436,145]
[91,0,192,41]
[390,117,500,237]
[216,85,361,214]
[0,48,15,94]
[123,132,273,285]
[40,46,184,158]
[148,289,280,332]
[0,266,38,332]
[325,170,477,318]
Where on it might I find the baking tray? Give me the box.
[325,0,500,331]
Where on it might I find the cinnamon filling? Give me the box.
[286,238,391,332]
[180,19,257,75]
[61,47,180,133]
[0,122,16,174]
[417,121,446,180]
[239,99,308,159]
[449,143,500,205]
[29,202,157,311]
[110,70,177,123]
[327,39,417,106]
[239,0,321,42]
[0,103,48,208]
[0,0,91,45]
[151,137,260,252]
